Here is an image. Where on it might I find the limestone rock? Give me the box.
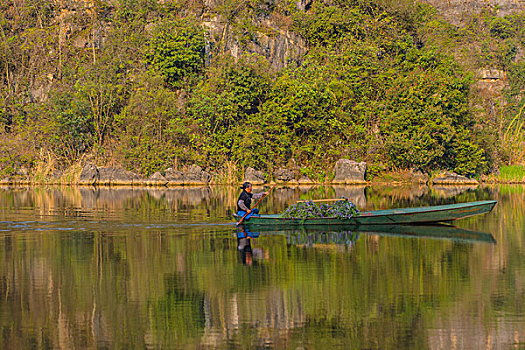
[164,165,212,185]
[472,67,508,102]
[201,16,306,71]
[333,159,367,184]
[98,167,142,185]
[17,167,29,176]
[297,176,313,184]
[184,164,212,183]
[147,172,168,186]
[478,69,506,80]
[244,167,266,184]
[274,168,295,182]
[420,0,525,26]
[409,169,429,184]
[432,172,479,185]
[50,169,63,180]
[165,168,184,182]
[0,178,11,184]
[296,0,313,11]
[78,164,99,185]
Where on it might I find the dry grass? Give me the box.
[212,161,243,184]
[59,161,84,185]
[32,149,56,184]
[31,151,84,185]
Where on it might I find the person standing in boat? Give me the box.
[237,182,268,220]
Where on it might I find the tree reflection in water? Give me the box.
[0,185,522,349]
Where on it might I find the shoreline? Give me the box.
[2,163,524,187]
[1,179,524,187]
[3,161,524,187]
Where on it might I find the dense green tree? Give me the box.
[48,91,94,160]
[115,74,195,175]
[144,18,206,89]
[379,50,485,174]
[188,55,274,169]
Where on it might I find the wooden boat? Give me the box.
[235,200,497,226]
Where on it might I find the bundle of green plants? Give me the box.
[281,200,359,219]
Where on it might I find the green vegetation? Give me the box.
[489,164,525,183]
[280,199,359,219]
[1,0,525,180]
[144,18,206,89]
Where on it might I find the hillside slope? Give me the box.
[1,0,524,181]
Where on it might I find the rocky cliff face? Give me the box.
[60,0,308,70]
[422,0,525,26]
[7,0,308,103]
[201,16,306,70]
[11,0,523,103]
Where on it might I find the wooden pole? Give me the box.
[296,198,348,203]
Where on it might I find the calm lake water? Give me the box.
[0,184,524,349]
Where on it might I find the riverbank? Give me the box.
[1,164,524,186]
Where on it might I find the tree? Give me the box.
[144,18,206,89]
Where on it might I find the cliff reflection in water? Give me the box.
[0,185,522,349]
[0,183,493,223]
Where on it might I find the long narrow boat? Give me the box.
[236,200,497,226]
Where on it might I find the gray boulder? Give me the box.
[244,167,266,184]
[274,168,294,182]
[478,68,506,80]
[296,0,313,11]
[147,172,168,186]
[165,168,184,183]
[98,167,142,185]
[409,169,429,184]
[333,159,367,184]
[0,178,11,184]
[78,163,99,185]
[432,172,479,185]
[50,169,63,181]
[184,164,212,183]
[297,176,313,184]
[17,167,29,176]
[164,165,212,185]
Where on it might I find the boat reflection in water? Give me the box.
[236,224,496,262]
